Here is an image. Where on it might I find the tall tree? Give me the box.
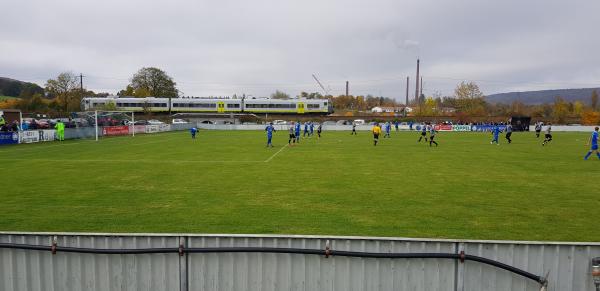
[45,72,79,112]
[591,90,598,110]
[127,67,178,97]
[270,90,290,99]
[552,96,569,124]
[454,81,486,116]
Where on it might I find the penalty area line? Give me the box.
[264,145,287,163]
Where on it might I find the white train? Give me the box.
[81,97,332,114]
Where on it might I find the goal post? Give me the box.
[71,111,135,141]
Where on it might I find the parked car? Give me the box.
[353,119,366,125]
[336,120,350,125]
[147,119,165,125]
[273,120,287,125]
[36,119,50,129]
[200,120,215,124]
[322,121,337,125]
[172,119,189,124]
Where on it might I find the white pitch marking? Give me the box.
[0,158,264,164]
[264,145,287,163]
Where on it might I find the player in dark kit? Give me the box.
[418,123,428,142]
[542,123,552,146]
[288,122,296,146]
[505,123,513,144]
[535,122,542,138]
[429,126,438,147]
[351,123,357,135]
[317,123,322,138]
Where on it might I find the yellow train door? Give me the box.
[297,102,305,114]
[217,102,225,113]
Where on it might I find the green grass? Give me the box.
[0,130,598,241]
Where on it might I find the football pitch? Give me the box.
[0,129,598,242]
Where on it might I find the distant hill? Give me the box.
[0,77,44,98]
[485,88,600,105]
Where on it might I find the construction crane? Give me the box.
[312,74,330,95]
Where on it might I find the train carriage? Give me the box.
[170,98,243,113]
[82,97,169,112]
[243,98,330,114]
[81,96,332,114]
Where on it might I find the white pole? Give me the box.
[18,110,23,143]
[132,111,135,137]
[95,110,98,141]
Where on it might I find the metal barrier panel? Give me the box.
[1,233,599,291]
[0,234,180,291]
[461,242,600,291]
[186,236,456,291]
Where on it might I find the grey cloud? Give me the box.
[1,0,599,100]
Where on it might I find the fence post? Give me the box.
[455,242,465,291]
[179,236,188,291]
[94,110,98,141]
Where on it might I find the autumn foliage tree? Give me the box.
[45,72,80,113]
[121,67,178,98]
[454,81,486,116]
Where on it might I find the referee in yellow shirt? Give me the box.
[372,122,382,146]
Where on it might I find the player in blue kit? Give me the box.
[295,121,301,143]
[303,122,309,137]
[309,122,314,136]
[190,127,198,139]
[384,122,391,138]
[491,124,500,145]
[265,122,276,147]
[584,127,600,160]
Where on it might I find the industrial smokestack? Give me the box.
[415,59,420,102]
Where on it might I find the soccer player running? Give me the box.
[190,127,198,139]
[351,122,357,135]
[288,122,296,146]
[417,122,428,142]
[309,122,314,136]
[505,123,513,144]
[303,122,309,137]
[535,122,542,138]
[429,125,438,147]
[584,127,600,160]
[542,123,552,146]
[265,122,276,147]
[491,124,500,145]
[372,122,381,146]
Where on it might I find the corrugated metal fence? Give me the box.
[1,233,599,291]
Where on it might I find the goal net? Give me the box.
[70,111,135,140]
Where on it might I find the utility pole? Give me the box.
[79,73,84,97]
[405,76,409,117]
[345,81,349,97]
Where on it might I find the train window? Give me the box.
[307,104,319,109]
[226,104,240,108]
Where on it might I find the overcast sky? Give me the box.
[1,0,599,101]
